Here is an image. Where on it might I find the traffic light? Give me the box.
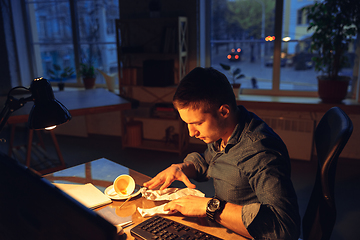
[265,36,275,41]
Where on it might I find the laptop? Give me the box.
[0,151,117,240]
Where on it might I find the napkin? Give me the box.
[137,188,205,217]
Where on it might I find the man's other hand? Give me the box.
[143,163,196,190]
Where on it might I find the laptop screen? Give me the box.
[0,151,117,240]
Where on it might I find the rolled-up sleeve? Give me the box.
[242,203,261,228]
[183,152,209,182]
[241,146,301,239]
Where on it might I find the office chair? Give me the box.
[302,107,353,240]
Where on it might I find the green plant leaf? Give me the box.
[220,63,231,70]
[233,68,241,75]
[53,64,61,71]
[236,74,245,79]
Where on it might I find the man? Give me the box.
[143,67,300,239]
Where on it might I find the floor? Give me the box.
[0,127,359,240]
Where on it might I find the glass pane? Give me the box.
[280,0,319,92]
[41,44,77,83]
[210,0,276,90]
[26,1,76,83]
[77,0,120,85]
[79,43,118,85]
[280,1,357,94]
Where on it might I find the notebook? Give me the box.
[55,183,112,209]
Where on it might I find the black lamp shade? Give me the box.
[28,99,71,129]
[28,78,71,129]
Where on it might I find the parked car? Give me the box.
[227,48,242,61]
[265,52,288,67]
[293,52,314,70]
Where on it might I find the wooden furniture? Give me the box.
[44,158,248,240]
[1,88,131,174]
[116,17,188,87]
[4,88,131,124]
[116,17,189,155]
[121,101,189,155]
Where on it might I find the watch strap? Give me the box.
[206,197,226,221]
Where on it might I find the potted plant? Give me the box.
[79,63,97,89]
[220,63,245,99]
[48,64,75,91]
[305,0,360,103]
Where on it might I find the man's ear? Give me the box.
[219,105,230,118]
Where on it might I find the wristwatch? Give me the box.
[206,197,226,221]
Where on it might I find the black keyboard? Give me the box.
[130,215,223,240]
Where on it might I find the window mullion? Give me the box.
[272,0,284,92]
[69,0,81,85]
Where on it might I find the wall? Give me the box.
[247,108,360,160]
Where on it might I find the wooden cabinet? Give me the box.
[121,103,189,155]
[116,17,189,155]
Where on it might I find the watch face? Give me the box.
[208,198,220,212]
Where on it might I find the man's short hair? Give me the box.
[173,67,237,114]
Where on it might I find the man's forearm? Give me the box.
[177,161,197,179]
[216,203,253,239]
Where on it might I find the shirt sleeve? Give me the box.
[183,151,209,182]
[242,203,261,228]
[241,148,301,239]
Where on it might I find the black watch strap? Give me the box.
[206,197,226,221]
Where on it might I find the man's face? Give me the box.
[178,107,225,144]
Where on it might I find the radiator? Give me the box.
[263,117,315,161]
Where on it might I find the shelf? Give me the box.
[123,102,178,120]
[116,17,189,155]
[116,16,188,87]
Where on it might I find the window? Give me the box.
[297,9,303,25]
[209,0,358,98]
[24,0,119,87]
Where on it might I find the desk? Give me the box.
[45,158,247,240]
[1,89,131,174]
[4,88,131,124]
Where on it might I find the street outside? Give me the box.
[210,45,353,91]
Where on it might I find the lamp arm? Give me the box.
[0,94,34,134]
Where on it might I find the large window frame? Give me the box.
[22,0,119,88]
[200,0,360,100]
[12,0,360,101]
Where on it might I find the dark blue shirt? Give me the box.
[184,106,301,239]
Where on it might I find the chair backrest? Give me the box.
[302,107,353,240]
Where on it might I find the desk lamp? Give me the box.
[0,77,72,134]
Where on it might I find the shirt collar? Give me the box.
[210,105,248,153]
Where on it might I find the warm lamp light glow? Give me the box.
[45,126,57,130]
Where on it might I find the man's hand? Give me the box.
[143,163,196,190]
[164,196,210,218]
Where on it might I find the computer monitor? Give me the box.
[0,151,118,240]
